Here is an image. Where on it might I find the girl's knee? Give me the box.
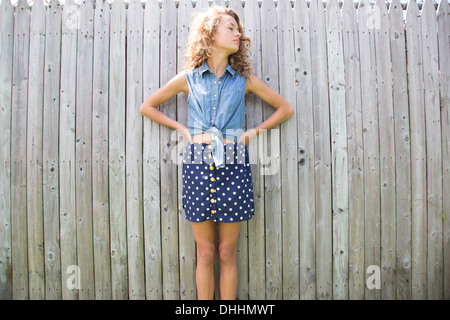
[197,244,216,265]
[218,244,236,264]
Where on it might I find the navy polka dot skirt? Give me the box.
[182,142,255,223]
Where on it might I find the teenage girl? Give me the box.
[139,6,294,300]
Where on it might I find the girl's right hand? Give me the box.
[177,126,193,144]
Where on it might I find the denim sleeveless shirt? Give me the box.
[185,61,247,168]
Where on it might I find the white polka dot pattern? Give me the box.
[182,143,255,223]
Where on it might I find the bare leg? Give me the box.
[190,220,216,300]
[218,222,242,300]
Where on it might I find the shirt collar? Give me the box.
[199,61,236,78]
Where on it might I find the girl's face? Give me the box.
[211,14,242,55]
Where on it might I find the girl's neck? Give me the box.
[206,54,229,78]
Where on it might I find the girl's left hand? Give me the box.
[238,128,257,146]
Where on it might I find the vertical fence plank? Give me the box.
[76,0,95,299]
[277,0,299,300]
[244,0,266,300]
[294,0,315,301]
[109,0,128,300]
[126,0,145,300]
[358,0,381,300]
[59,0,78,300]
[326,0,349,300]
[0,0,14,300]
[437,0,450,300]
[421,0,443,300]
[160,0,180,300]
[92,0,111,299]
[310,0,332,300]
[261,0,282,300]
[143,0,162,300]
[27,0,46,300]
[43,0,62,300]
[406,0,427,300]
[342,0,365,300]
[177,0,196,300]
[389,0,412,300]
[11,0,30,300]
[374,0,396,300]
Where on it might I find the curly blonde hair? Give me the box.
[182,6,253,78]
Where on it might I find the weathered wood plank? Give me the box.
[358,0,381,300]
[27,0,46,300]
[92,0,111,300]
[294,0,315,301]
[389,0,412,300]
[406,0,427,300]
[374,0,396,300]
[421,0,443,300]
[261,0,282,300]
[342,0,365,300]
[310,0,332,300]
[326,0,349,300]
[59,0,78,300]
[142,0,162,300]
[0,0,14,300]
[109,0,128,300]
[126,0,145,300]
[11,0,30,300]
[437,0,450,300]
[277,0,299,300]
[160,0,180,300]
[43,0,62,300]
[76,0,95,299]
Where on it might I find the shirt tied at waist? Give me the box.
[207,126,226,168]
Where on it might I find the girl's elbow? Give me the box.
[139,103,149,115]
[286,105,294,118]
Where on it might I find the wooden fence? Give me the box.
[0,0,449,300]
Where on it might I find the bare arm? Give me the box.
[240,73,294,144]
[139,70,191,140]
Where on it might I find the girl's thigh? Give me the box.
[190,220,216,248]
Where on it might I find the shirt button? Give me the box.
[211,210,216,214]
[210,199,216,203]
[210,177,215,182]
[210,188,215,193]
